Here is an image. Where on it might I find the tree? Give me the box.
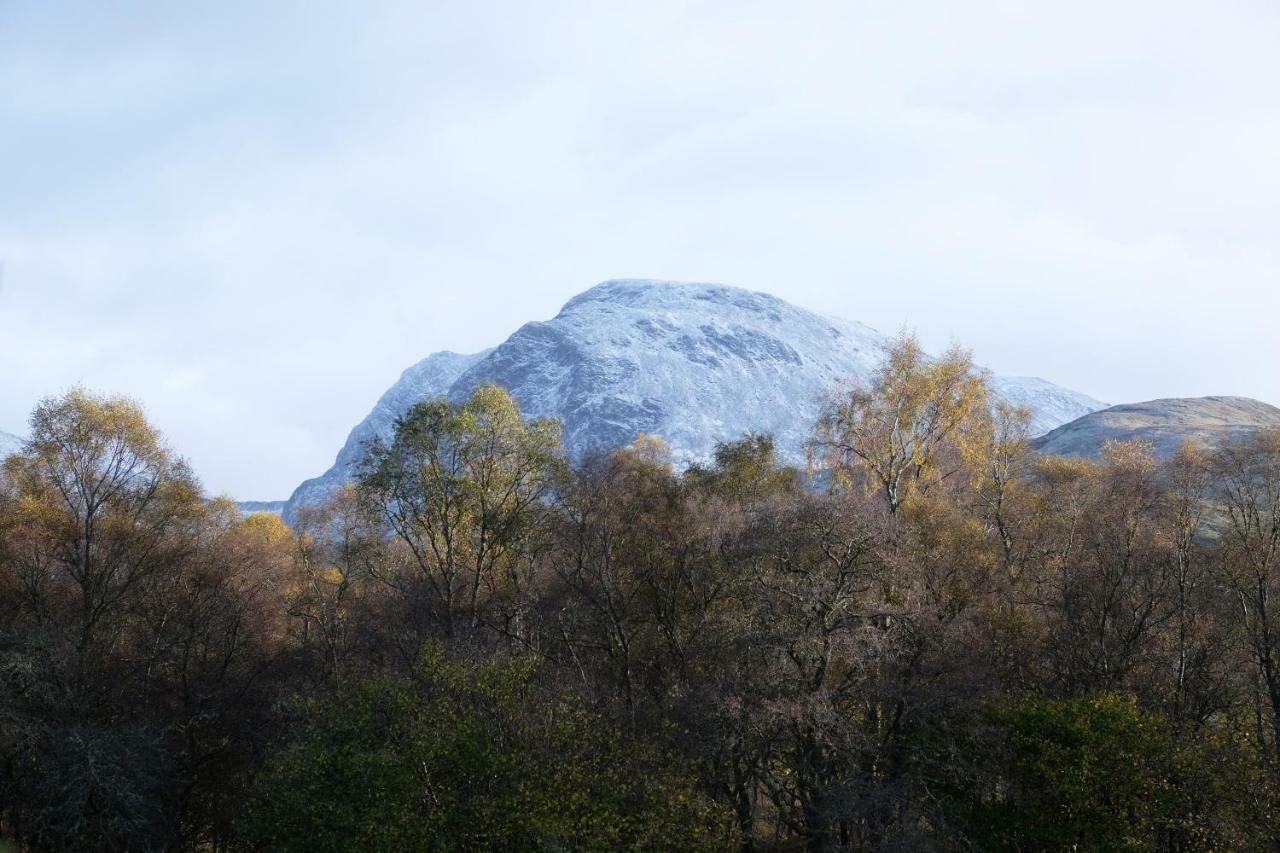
[0,390,288,851]
[0,388,203,696]
[1038,441,1171,696]
[545,438,692,725]
[972,401,1036,572]
[7,369,1280,850]
[288,486,387,684]
[726,490,898,849]
[358,385,562,642]
[1212,429,1280,765]
[241,646,733,852]
[1159,443,1238,729]
[810,334,991,516]
[687,433,800,506]
[942,693,1266,852]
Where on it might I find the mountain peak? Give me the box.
[558,279,785,317]
[284,280,1105,523]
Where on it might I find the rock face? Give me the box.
[1032,397,1280,460]
[284,280,1104,523]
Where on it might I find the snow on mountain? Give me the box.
[447,280,889,467]
[284,280,1103,523]
[286,350,491,516]
[989,376,1108,437]
[1032,396,1280,460]
[235,501,287,516]
[0,430,23,461]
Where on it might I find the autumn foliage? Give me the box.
[3,344,1280,851]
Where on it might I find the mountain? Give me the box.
[989,376,1109,438]
[1032,396,1280,460]
[0,430,22,460]
[285,280,1104,523]
[235,501,287,516]
[285,350,490,517]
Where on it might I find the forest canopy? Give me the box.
[2,335,1279,851]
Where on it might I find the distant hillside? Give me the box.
[235,501,286,516]
[285,279,1105,523]
[1032,396,1280,459]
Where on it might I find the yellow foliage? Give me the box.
[811,332,993,513]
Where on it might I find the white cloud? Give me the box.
[1,0,1277,498]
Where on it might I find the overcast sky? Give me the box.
[2,1,1277,499]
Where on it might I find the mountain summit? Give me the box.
[284,280,1103,522]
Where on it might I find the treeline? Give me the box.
[2,336,1280,851]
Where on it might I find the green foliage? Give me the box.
[241,645,734,852]
[686,433,798,504]
[358,385,563,633]
[987,694,1173,850]
[941,694,1268,852]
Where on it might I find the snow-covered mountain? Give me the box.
[989,376,1109,438]
[235,501,287,516]
[0,430,23,461]
[285,280,1104,523]
[1032,397,1280,460]
[285,350,490,517]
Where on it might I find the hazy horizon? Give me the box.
[4,2,1278,499]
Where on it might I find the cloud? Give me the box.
[1,0,1277,498]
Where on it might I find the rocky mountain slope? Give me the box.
[1032,396,1280,459]
[285,280,1104,523]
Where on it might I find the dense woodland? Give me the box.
[3,335,1280,851]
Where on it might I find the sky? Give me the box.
[2,1,1278,499]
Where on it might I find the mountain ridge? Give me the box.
[284,279,1105,523]
[1031,396,1280,459]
